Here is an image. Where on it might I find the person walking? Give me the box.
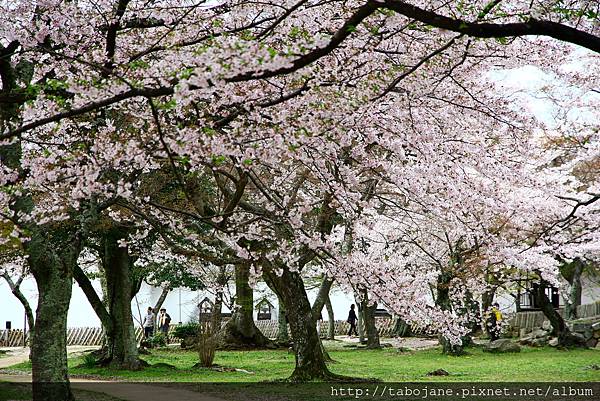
[347,304,358,337]
[158,308,171,337]
[143,307,155,339]
[486,303,503,341]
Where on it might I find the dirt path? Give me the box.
[0,347,228,401]
[2,375,228,401]
[0,347,29,369]
[330,335,439,350]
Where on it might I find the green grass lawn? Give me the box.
[5,342,600,382]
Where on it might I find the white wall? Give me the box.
[0,278,356,330]
[582,275,600,305]
[6,275,596,331]
[0,277,103,330]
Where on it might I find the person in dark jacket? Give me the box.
[347,304,358,337]
[158,308,171,336]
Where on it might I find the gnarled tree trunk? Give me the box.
[75,230,144,369]
[436,271,466,355]
[219,263,271,349]
[310,276,336,360]
[263,266,337,381]
[27,234,80,401]
[102,230,143,369]
[359,290,380,349]
[211,288,223,333]
[533,280,585,347]
[356,300,365,343]
[1,39,75,401]
[392,317,412,337]
[562,259,584,320]
[325,295,335,340]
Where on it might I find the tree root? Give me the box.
[217,323,276,350]
[288,370,378,383]
[93,353,148,370]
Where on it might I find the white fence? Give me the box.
[510,301,600,330]
[0,318,427,347]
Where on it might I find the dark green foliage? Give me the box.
[172,323,200,339]
[145,260,205,291]
[82,353,97,368]
[148,333,168,348]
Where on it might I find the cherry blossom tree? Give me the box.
[2,1,600,397]
[483,47,600,343]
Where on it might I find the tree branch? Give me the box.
[381,0,600,53]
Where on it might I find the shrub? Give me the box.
[172,323,199,339]
[82,353,97,368]
[197,320,216,367]
[148,333,167,348]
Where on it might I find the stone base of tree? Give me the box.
[519,324,589,348]
[439,336,472,356]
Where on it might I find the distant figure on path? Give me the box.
[143,307,155,339]
[347,304,358,337]
[158,308,171,336]
[487,303,503,341]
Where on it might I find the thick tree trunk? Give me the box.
[211,289,223,332]
[563,259,584,320]
[1,44,73,401]
[359,290,380,348]
[533,281,565,336]
[210,265,228,333]
[219,263,271,349]
[27,235,79,401]
[533,280,585,347]
[311,276,334,321]
[436,271,466,355]
[355,297,365,343]
[462,290,481,335]
[392,317,412,337]
[325,295,335,340]
[102,232,142,370]
[263,266,337,381]
[310,276,336,359]
[31,268,73,401]
[482,287,495,315]
[75,232,143,370]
